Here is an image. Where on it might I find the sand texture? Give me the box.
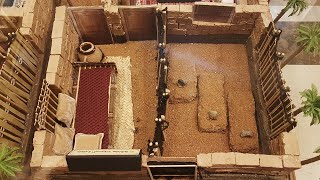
[167,49,197,103]
[98,42,258,157]
[198,73,227,133]
[228,91,259,153]
[104,56,135,149]
[98,42,158,154]
[164,101,230,157]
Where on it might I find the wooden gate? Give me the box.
[0,31,40,146]
[256,23,296,139]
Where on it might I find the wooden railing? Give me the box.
[34,80,58,133]
[256,23,296,139]
[0,31,40,146]
[148,9,169,156]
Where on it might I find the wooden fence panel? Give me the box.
[0,31,40,145]
[256,22,296,139]
[34,80,58,133]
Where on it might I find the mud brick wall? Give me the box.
[20,0,55,54]
[165,4,269,36]
[68,0,102,6]
[47,6,80,95]
[197,150,301,175]
[249,11,272,47]
[104,6,126,37]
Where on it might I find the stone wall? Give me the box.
[165,4,269,37]
[103,3,270,41]
[20,0,55,53]
[46,6,80,95]
[104,6,126,38]
[197,132,301,175]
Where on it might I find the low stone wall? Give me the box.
[104,6,126,37]
[165,4,269,37]
[46,6,80,95]
[20,0,55,53]
[197,132,301,175]
[103,3,270,42]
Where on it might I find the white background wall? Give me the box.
[282,65,320,180]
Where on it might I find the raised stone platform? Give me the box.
[198,73,227,133]
[228,91,259,153]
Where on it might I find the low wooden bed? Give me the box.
[73,62,117,149]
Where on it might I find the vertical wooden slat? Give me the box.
[256,22,295,140]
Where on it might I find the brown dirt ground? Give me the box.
[97,42,158,154]
[228,91,259,153]
[97,43,258,157]
[164,44,257,157]
[198,73,227,133]
[167,50,197,103]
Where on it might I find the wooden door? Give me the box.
[71,8,113,45]
[120,7,156,41]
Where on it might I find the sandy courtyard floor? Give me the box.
[164,44,257,157]
[98,42,158,154]
[98,42,258,157]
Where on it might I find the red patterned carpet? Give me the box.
[75,67,112,149]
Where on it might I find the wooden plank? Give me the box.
[12,38,38,65]
[10,46,37,74]
[0,93,27,114]
[10,41,38,68]
[1,65,32,91]
[15,31,39,58]
[0,85,28,110]
[0,119,23,137]
[71,8,113,44]
[0,108,25,129]
[6,53,35,83]
[0,128,21,143]
[0,77,30,100]
[0,99,26,120]
[0,136,19,146]
[120,7,157,41]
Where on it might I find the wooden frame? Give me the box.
[68,6,114,44]
[256,22,295,139]
[72,62,117,148]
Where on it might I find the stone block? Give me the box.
[168,12,181,18]
[235,153,259,166]
[33,131,47,145]
[282,155,301,170]
[46,72,62,87]
[177,17,192,25]
[281,132,300,156]
[30,145,44,167]
[211,152,236,166]
[165,5,180,12]
[41,156,68,167]
[142,155,148,167]
[167,22,178,29]
[187,29,203,35]
[52,20,66,38]
[179,4,193,13]
[22,13,34,28]
[51,38,63,55]
[197,153,212,167]
[55,6,67,21]
[168,28,186,35]
[260,155,283,169]
[186,24,197,30]
[261,12,272,27]
[242,5,269,13]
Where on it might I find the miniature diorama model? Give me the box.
[1,0,318,178]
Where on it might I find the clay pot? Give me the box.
[78,42,103,62]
